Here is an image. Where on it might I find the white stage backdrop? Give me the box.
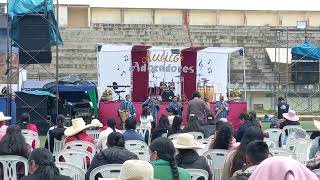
[97,44,242,101]
[197,48,229,100]
[97,44,132,100]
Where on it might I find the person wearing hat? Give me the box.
[279,110,300,129]
[64,118,102,152]
[0,112,11,141]
[102,160,155,180]
[174,133,212,180]
[236,112,254,142]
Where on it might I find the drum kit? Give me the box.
[148,75,186,102]
[197,74,214,102]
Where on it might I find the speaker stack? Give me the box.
[17,14,52,64]
[291,60,319,84]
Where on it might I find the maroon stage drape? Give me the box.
[131,45,151,102]
[181,47,205,100]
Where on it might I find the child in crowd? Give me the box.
[231,140,269,179]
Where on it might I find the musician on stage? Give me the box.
[167,96,183,116]
[214,96,229,121]
[118,94,136,128]
[142,95,160,127]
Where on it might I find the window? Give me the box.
[0,4,5,14]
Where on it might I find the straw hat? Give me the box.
[173,133,204,149]
[0,112,11,121]
[64,118,100,136]
[91,119,103,128]
[104,160,154,180]
[282,110,299,121]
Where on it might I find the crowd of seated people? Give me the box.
[1,93,320,180]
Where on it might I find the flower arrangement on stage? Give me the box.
[101,87,113,101]
[230,88,242,101]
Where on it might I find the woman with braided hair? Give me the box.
[21,148,71,180]
[150,137,191,180]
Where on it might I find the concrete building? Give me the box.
[1,0,320,111]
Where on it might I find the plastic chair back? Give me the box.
[130,149,150,162]
[56,162,85,180]
[264,138,276,148]
[264,128,282,147]
[136,126,151,144]
[188,169,209,180]
[89,164,122,180]
[87,130,100,141]
[64,140,96,155]
[203,149,229,180]
[55,149,93,172]
[168,133,181,140]
[285,138,312,164]
[0,155,28,180]
[269,148,296,159]
[24,135,40,149]
[188,132,204,139]
[125,140,148,151]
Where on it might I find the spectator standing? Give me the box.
[277,97,289,120]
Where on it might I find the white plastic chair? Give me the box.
[46,131,65,156]
[264,128,282,147]
[64,140,97,155]
[24,135,40,149]
[313,169,320,176]
[264,138,276,148]
[188,169,209,180]
[0,155,28,180]
[136,126,151,144]
[269,148,296,159]
[285,138,312,164]
[196,139,210,155]
[56,162,85,180]
[21,129,38,137]
[89,164,122,180]
[131,149,151,162]
[125,140,149,151]
[281,125,304,145]
[87,129,101,141]
[168,133,181,140]
[188,132,204,139]
[203,149,229,180]
[55,149,94,172]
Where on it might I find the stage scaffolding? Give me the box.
[5,0,61,129]
[271,27,320,115]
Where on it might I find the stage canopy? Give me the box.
[291,40,320,60]
[97,44,244,102]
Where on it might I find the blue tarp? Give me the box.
[8,0,63,46]
[291,40,320,60]
[0,97,16,125]
[43,83,97,93]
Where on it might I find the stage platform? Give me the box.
[98,101,247,129]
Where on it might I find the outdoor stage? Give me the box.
[98,101,247,129]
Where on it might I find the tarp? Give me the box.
[291,40,320,60]
[8,0,63,46]
[21,90,55,97]
[43,82,97,92]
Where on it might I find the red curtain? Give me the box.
[181,47,205,100]
[131,45,151,102]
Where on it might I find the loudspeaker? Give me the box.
[17,14,51,64]
[291,60,319,84]
[161,90,175,102]
[15,92,48,108]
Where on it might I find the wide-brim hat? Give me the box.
[64,118,100,136]
[103,160,155,180]
[173,133,204,149]
[0,112,11,121]
[283,110,299,121]
[91,119,103,128]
